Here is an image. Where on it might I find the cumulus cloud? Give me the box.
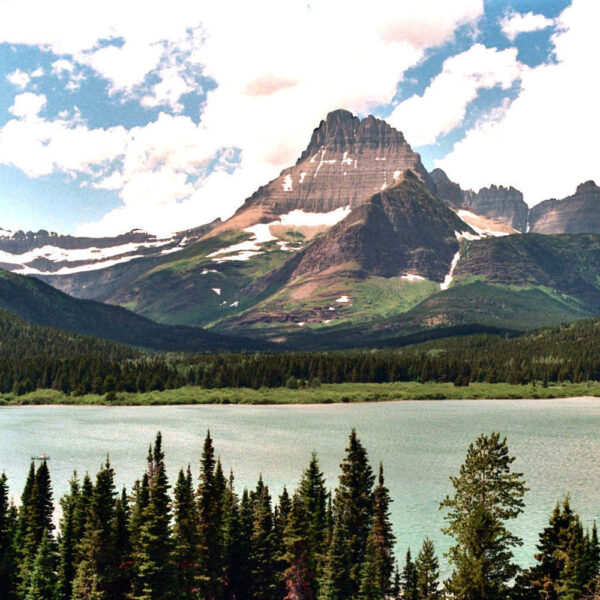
[501,11,555,41]
[437,0,600,206]
[7,69,31,89]
[9,93,47,118]
[388,44,524,146]
[0,0,485,235]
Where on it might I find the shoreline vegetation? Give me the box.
[2,381,600,406]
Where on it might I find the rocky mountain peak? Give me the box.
[575,180,599,195]
[297,109,409,163]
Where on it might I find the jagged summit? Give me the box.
[209,108,435,234]
[575,180,599,195]
[297,109,414,162]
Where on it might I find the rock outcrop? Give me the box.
[529,181,600,234]
[431,168,528,232]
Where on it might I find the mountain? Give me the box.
[0,220,220,300]
[0,269,265,351]
[430,168,529,233]
[208,108,435,234]
[529,181,600,234]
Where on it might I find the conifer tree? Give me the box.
[134,432,174,600]
[332,429,375,597]
[358,530,384,600]
[318,521,347,600]
[222,473,245,600]
[25,531,56,600]
[390,563,401,599]
[0,473,18,600]
[196,431,225,599]
[56,475,79,600]
[250,477,277,600]
[369,464,395,597]
[110,488,132,600]
[402,549,418,600]
[282,495,315,600]
[440,432,527,600]
[415,538,441,600]
[173,467,199,600]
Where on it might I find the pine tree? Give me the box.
[173,467,199,600]
[368,464,395,597]
[318,521,348,600]
[415,538,441,600]
[222,473,245,600]
[56,475,79,600]
[134,432,175,600]
[332,429,375,597]
[110,488,132,600]
[196,431,225,600]
[402,549,418,600]
[440,432,527,600]
[250,477,277,600]
[71,458,118,599]
[0,473,18,600]
[25,531,56,600]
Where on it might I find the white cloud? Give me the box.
[501,11,555,41]
[389,44,524,146]
[0,0,485,235]
[9,93,47,118]
[7,69,30,90]
[438,0,600,206]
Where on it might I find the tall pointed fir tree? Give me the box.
[111,487,133,600]
[415,538,441,600]
[134,432,175,600]
[250,477,277,600]
[221,472,245,600]
[196,431,225,599]
[318,521,348,600]
[358,531,384,600]
[173,466,199,600]
[0,472,18,600]
[282,494,315,600]
[332,429,375,598]
[72,458,118,599]
[402,549,418,600]
[25,531,56,600]
[440,432,527,600]
[57,475,79,600]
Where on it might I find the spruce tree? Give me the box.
[173,467,199,600]
[110,488,132,600]
[25,531,56,600]
[369,464,395,597]
[402,549,418,600]
[222,473,245,600]
[332,429,375,597]
[440,432,527,600]
[249,477,277,600]
[0,473,18,600]
[358,531,384,600]
[57,475,79,600]
[318,521,347,600]
[134,432,175,600]
[415,538,441,600]
[196,431,225,600]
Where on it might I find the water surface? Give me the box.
[2,399,599,568]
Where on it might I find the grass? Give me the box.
[2,381,600,406]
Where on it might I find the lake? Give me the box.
[1,398,600,570]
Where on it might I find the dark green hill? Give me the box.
[0,270,265,352]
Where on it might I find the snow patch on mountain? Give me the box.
[440,251,461,290]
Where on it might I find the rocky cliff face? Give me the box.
[529,181,600,234]
[212,109,434,233]
[431,169,528,232]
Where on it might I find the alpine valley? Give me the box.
[2,108,600,351]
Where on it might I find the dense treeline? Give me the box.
[5,308,600,396]
[1,431,598,600]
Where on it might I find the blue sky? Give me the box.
[0,0,596,236]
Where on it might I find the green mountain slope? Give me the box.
[0,270,266,352]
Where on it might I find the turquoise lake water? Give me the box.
[1,399,599,570]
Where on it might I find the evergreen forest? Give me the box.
[4,308,600,398]
[0,430,598,600]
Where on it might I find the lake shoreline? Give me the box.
[2,381,600,406]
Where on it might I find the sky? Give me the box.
[0,0,596,237]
